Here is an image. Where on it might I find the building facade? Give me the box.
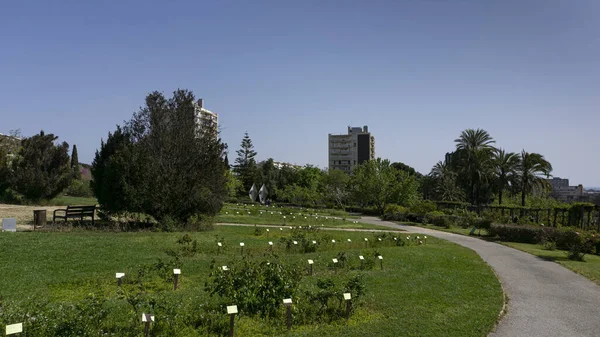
[547,177,584,202]
[328,126,375,172]
[193,99,218,137]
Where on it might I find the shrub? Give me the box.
[408,200,437,216]
[488,224,548,244]
[65,179,93,197]
[384,204,407,216]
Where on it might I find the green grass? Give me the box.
[217,214,388,230]
[397,222,482,237]
[0,226,503,336]
[44,195,98,206]
[500,242,600,285]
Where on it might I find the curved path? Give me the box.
[358,216,600,337]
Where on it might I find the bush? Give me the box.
[65,179,93,197]
[488,224,548,244]
[408,200,437,216]
[384,204,407,216]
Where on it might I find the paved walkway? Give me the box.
[357,216,600,337]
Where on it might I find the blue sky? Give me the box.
[1,1,599,186]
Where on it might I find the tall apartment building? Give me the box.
[193,99,218,137]
[328,126,375,172]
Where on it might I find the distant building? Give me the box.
[193,99,218,137]
[273,161,302,170]
[328,126,375,172]
[547,177,585,202]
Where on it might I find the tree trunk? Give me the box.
[498,189,503,206]
[520,189,526,216]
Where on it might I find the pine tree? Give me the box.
[71,144,81,179]
[234,132,258,195]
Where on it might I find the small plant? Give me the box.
[542,240,557,251]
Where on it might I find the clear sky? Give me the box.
[1,1,599,186]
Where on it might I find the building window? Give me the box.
[354,143,356,147]
[354,160,356,164]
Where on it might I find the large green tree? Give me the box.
[233,132,258,196]
[10,131,72,202]
[350,158,419,213]
[91,90,228,222]
[492,149,519,205]
[429,160,464,202]
[322,169,350,209]
[516,150,553,208]
[453,128,496,204]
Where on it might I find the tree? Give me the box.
[322,169,350,209]
[350,158,419,213]
[492,149,519,205]
[516,150,552,208]
[429,160,464,202]
[453,128,496,204]
[391,161,423,178]
[71,144,81,179]
[91,126,133,214]
[10,131,72,202]
[233,132,258,196]
[91,89,229,222]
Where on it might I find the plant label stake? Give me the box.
[240,242,244,255]
[343,293,352,320]
[378,255,383,270]
[364,238,368,248]
[227,305,238,337]
[347,239,351,248]
[283,298,293,331]
[308,259,314,276]
[359,255,364,269]
[268,241,273,251]
[266,228,269,237]
[116,273,125,287]
[141,313,154,337]
[5,323,23,335]
[173,269,181,290]
[217,242,222,255]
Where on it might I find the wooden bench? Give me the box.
[53,205,97,225]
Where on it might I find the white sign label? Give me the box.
[141,313,155,322]
[173,269,181,275]
[308,259,314,264]
[283,298,292,304]
[227,305,238,314]
[280,228,283,231]
[347,239,351,242]
[266,229,269,232]
[222,266,229,271]
[218,242,222,247]
[332,258,338,263]
[364,238,368,241]
[240,242,244,247]
[378,255,383,260]
[293,241,298,245]
[331,240,336,243]
[5,323,23,335]
[359,256,364,260]
[268,241,273,245]
[312,240,317,244]
[343,293,352,300]
[116,273,125,279]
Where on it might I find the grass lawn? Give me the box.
[398,222,481,237]
[500,242,600,286]
[0,226,503,337]
[217,214,388,230]
[218,204,387,230]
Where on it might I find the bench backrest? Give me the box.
[65,205,97,215]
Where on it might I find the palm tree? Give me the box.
[429,160,464,202]
[516,150,552,208]
[493,149,520,205]
[453,129,496,204]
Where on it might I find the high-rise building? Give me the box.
[193,99,218,137]
[328,126,375,172]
